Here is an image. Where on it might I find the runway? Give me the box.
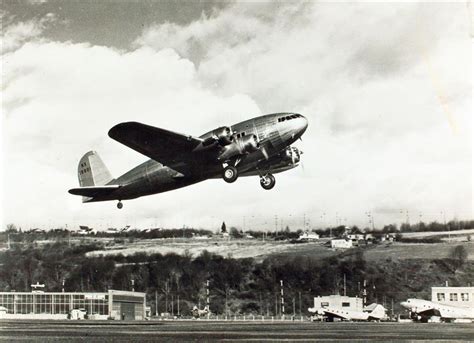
[1,320,473,342]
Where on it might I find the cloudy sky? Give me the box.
[1,1,472,231]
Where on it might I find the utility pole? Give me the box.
[363,279,367,306]
[155,290,158,317]
[298,291,302,317]
[343,273,346,296]
[177,295,180,316]
[171,294,174,316]
[206,279,210,319]
[280,280,285,318]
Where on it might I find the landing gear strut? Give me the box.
[117,201,123,209]
[260,173,275,190]
[223,165,238,183]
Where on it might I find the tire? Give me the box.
[223,166,238,183]
[117,202,123,209]
[260,173,275,190]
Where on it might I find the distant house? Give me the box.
[299,231,320,241]
[346,234,364,241]
[330,239,352,249]
[193,235,209,240]
[77,225,94,235]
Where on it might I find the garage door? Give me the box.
[121,302,135,320]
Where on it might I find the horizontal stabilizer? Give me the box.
[68,185,120,198]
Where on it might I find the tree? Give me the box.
[450,245,468,270]
[221,222,227,234]
[229,227,242,238]
[6,223,17,233]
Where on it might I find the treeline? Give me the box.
[0,241,472,316]
[2,220,473,242]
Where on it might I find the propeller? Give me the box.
[261,146,269,160]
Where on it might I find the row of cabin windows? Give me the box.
[437,293,471,302]
[80,167,90,175]
[235,131,246,139]
[321,302,351,308]
[278,114,302,122]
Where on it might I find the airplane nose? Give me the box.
[400,301,409,308]
[299,115,308,135]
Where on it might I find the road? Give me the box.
[1,320,473,342]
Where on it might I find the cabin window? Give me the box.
[449,293,458,301]
[461,293,469,301]
[342,302,350,307]
[437,293,445,302]
[321,302,329,308]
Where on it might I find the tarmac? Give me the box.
[1,320,473,342]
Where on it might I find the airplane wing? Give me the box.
[416,308,441,317]
[320,309,352,321]
[108,122,205,174]
[68,185,120,198]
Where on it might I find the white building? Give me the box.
[431,286,474,308]
[346,234,364,241]
[330,239,352,249]
[310,295,363,312]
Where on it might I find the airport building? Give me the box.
[0,289,146,320]
[311,295,363,311]
[431,286,474,308]
[330,239,353,249]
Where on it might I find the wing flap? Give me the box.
[108,122,203,173]
[68,185,120,198]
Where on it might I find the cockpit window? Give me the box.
[278,114,300,122]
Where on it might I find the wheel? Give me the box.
[223,166,238,183]
[117,201,123,209]
[260,173,275,190]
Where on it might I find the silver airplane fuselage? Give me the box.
[85,113,307,202]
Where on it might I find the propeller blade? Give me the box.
[262,147,269,159]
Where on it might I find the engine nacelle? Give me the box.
[201,126,233,147]
[280,146,301,165]
[218,134,260,161]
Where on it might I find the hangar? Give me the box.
[0,289,146,320]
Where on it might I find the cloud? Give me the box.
[1,12,56,53]
[136,2,472,224]
[2,39,261,229]
[1,2,471,230]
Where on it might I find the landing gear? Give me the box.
[260,173,275,190]
[117,201,123,209]
[223,166,238,183]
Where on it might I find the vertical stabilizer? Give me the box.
[78,151,113,187]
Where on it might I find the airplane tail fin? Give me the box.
[77,151,113,187]
[368,304,386,320]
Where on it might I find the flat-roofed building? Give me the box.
[0,289,146,320]
[330,239,352,249]
[431,286,474,308]
[311,295,363,312]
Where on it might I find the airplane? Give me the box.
[68,113,308,208]
[400,298,474,322]
[308,303,386,322]
[191,305,209,318]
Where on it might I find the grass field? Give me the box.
[85,234,474,263]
